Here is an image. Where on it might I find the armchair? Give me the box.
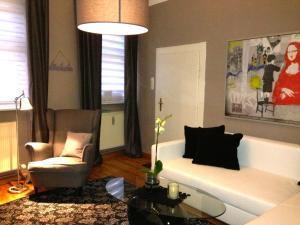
[25,109,101,192]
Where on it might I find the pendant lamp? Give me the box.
[76,0,149,35]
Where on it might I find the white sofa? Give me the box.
[151,135,300,225]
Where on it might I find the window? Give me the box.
[101,35,125,104]
[0,0,29,110]
[0,0,27,175]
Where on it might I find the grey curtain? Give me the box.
[26,0,49,142]
[78,31,102,110]
[124,36,142,157]
[77,30,102,164]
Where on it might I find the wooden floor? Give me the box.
[89,151,151,187]
[0,151,225,225]
[0,151,150,205]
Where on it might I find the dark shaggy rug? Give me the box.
[0,177,214,225]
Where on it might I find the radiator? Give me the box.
[0,122,17,174]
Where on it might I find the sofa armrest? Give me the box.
[151,139,185,169]
[82,144,95,169]
[25,142,53,161]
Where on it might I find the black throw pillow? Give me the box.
[192,133,243,170]
[183,125,225,159]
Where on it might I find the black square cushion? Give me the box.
[192,133,243,170]
[183,125,225,158]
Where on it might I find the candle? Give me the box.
[168,182,179,199]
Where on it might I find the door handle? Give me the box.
[159,98,163,112]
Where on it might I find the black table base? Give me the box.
[128,205,205,225]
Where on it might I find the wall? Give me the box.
[48,0,80,109]
[139,0,300,152]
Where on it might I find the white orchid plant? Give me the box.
[143,114,172,177]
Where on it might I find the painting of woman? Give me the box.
[273,42,300,105]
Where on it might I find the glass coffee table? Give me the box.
[106,177,225,225]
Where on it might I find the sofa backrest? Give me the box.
[238,135,300,180]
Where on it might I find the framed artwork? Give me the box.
[225,32,300,125]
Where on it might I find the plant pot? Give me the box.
[145,173,160,189]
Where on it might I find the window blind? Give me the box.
[0,0,29,110]
[102,35,125,104]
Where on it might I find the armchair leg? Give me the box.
[34,186,38,194]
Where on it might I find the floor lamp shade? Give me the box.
[76,0,149,35]
[19,98,33,111]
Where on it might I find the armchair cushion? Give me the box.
[28,157,87,173]
[60,132,92,158]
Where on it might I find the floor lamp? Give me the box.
[8,91,33,194]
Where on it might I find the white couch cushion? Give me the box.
[283,192,300,206]
[246,205,300,225]
[160,158,300,216]
[246,193,300,225]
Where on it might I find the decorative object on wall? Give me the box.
[76,0,149,35]
[49,50,73,72]
[225,33,300,125]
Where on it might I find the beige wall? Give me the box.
[139,0,300,152]
[48,0,80,109]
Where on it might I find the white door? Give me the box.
[155,42,206,142]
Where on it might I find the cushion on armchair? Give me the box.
[28,157,87,173]
[183,125,225,158]
[60,131,92,158]
[192,133,243,170]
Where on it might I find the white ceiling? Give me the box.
[149,0,168,6]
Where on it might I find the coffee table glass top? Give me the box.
[105,177,226,220]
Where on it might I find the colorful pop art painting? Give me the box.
[225,33,300,125]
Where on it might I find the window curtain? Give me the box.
[124,36,142,157]
[26,0,49,142]
[77,30,102,164]
[78,31,102,110]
